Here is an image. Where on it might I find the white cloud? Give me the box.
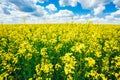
[9,0,36,12]
[41,9,74,23]
[78,0,97,9]
[46,4,57,11]
[0,7,3,12]
[75,13,120,24]
[74,14,92,23]
[0,6,4,14]
[78,0,111,9]
[0,0,120,24]
[0,0,48,13]
[0,2,18,15]
[113,0,120,9]
[32,6,47,17]
[1,10,120,24]
[105,9,120,20]
[55,9,73,17]
[111,9,120,17]
[0,0,47,23]
[80,14,91,18]
[105,15,114,20]
[33,0,44,3]
[59,0,78,7]
[59,0,111,9]
[94,4,105,15]
[0,0,48,17]
[0,7,31,23]
[0,0,37,12]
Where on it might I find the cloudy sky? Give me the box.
[0,0,120,24]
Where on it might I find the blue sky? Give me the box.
[0,0,120,24]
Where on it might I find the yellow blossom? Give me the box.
[85,57,95,67]
[95,51,102,58]
[55,63,61,70]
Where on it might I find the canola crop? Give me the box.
[0,23,120,80]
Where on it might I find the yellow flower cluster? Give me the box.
[36,62,54,75]
[115,72,120,79]
[35,47,54,79]
[61,53,76,80]
[54,43,63,53]
[40,48,48,57]
[71,42,85,53]
[112,56,120,68]
[85,57,96,67]
[85,70,107,80]
[55,63,61,70]
[94,51,102,58]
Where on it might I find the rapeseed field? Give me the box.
[0,23,120,80]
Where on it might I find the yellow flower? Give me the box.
[25,53,32,61]
[67,75,73,80]
[49,39,57,44]
[40,52,48,57]
[116,62,120,67]
[0,76,3,80]
[41,48,47,52]
[64,64,75,75]
[71,42,85,53]
[13,57,18,64]
[46,78,52,80]
[101,76,107,80]
[40,48,48,57]
[95,51,102,58]
[54,43,63,53]
[85,57,95,67]
[0,72,9,78]
[35,64,41,75]
[18,48,26,54]
[85,70,99,79]
[55,63,61,70]
[29,78,33,80]
[99,74,107,80]
[36,77,42,80]
[61,53,76,75]
[115,72,120,79]
[36,62,54,75]
[41,62,54,74]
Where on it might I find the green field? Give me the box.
[0,24,120,80]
